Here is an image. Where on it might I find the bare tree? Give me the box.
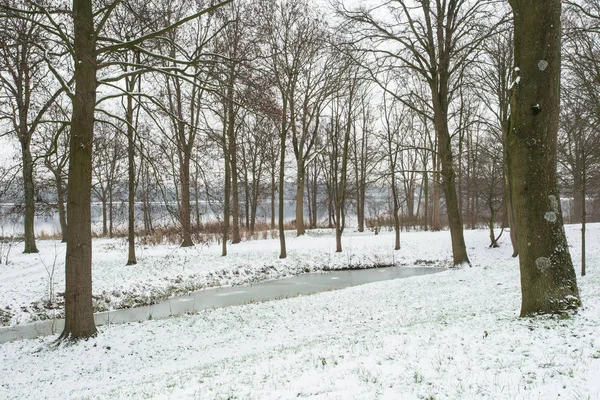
[1,0,233,340]
[337,0,505,265]
[475,27,518,256]
[379,91,406,250]
[0,0,67,253]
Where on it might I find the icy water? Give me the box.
[0,267,442,343]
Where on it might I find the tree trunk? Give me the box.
[126,81,137,265]
[434,99,470,265]
[508,0,580,316]
[356,148,366,232]
[295,158,306,236]
[581,162,586,276]
[108,186,113,238]
[572,173,583,223]
[244,172,250,230]
[227,75,241,244]
[392,178,400,250]
[179,153,194,247]
[423,169,429,231]
[270,169,276,231]
[307,165,314,229]
[60,0,98,340]
[278,98,287,259]
[311,167,318,228]
[20,140,38,253]
[431,145,441,231]
[101,194,107,236]
[503,133,519,257]
[55,173,68,243]
[223,136,230,257]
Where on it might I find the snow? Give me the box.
[1,224,599,399]
[509,76,521,90]
[0,228,449,326]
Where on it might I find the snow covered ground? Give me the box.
[0,227,450,326]
[1,225,599,399]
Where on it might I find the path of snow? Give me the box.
[0,225,599,399]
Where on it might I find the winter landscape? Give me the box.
[0,225,599,399]
[1,0,600,398]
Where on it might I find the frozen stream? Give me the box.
[0,266,442,344]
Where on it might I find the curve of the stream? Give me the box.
[0,266,443,344]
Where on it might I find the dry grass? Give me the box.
[30,220,300,246]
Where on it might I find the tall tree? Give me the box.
[507,0,580,316]
[0,1,65,253]
[476,28,519,256]
[338,0,502,265]
[1,0,233,340]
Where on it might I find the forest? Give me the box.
[0,0,599,398]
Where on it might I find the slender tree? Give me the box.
[0,1,66,253]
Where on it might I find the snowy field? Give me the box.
[1,227,450,326]
[0,225,599,399]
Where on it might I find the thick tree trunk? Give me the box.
[60,0,98,340]
[433,98,470,265]
[508,0,580,316]
[438,136,470,265]
[20,141,38,253]
[295,158,306,236]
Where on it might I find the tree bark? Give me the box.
[126,74,137,265]
[222,133,230,257]
[55,173,68,243]
[431,140,441,231]
[270,168,276,231]
[432,91,470,265]
[20,140,38,253]
[508,0,580,316]
[278,99,287,259]
[503,131,519,257]
[295,158,306,236]
[226,71,241,244]
[581,162,586,276]
[60,0,98,340]
[391,176,401,250]
[179,152,194,247]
